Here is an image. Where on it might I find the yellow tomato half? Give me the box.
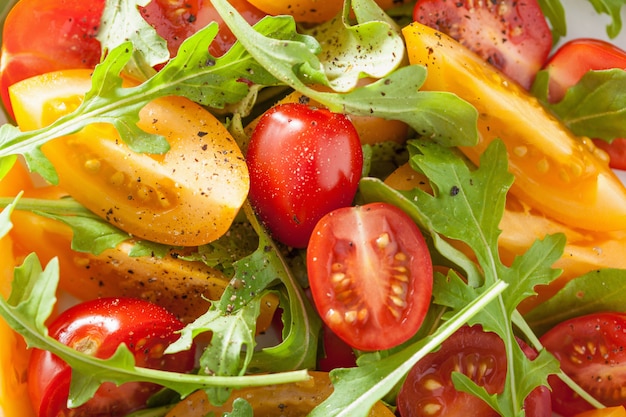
[10,69,249,246]
[403,22,626,233]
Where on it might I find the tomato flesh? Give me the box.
[307,202,433,351]
[397,325,551,417]
[540,312,626,416]
[413,0,552,89]
[28,297,196,417]
[247,103,363,248]
[542,38,626,170]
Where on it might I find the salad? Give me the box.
[0,0,626,416]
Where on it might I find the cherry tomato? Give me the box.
[246,103,363,248]
[542,38,626,170]
[306,202,433,351]
[246,0,410,24]
[413,0,552,89]
[139,0,266,59]
[9,69,249,246]
[397,325,552,417]
[0,0,105,119]
[540,312,626,416]
[403,22,626,233]
[317,325,357,371]
[163,371,395,417]
[28,297,196,417]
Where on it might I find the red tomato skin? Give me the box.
[0,0,105,118]
[139,0,266,58]
[542,38,626,170]
[412,0,552,89]
[540,312,626,416]
[397,325,551,417]
[307,202,433,351]
[28,297,196,417]
[247,103,363,248]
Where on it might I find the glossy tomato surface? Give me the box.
[247,103,363,248]
[413,0,552,89]
[28,297,196,417]
[540,312,626,416]
[307,202,433,351]
[542,38,626,170]
[397,325,551,417]
[10,69,249,246]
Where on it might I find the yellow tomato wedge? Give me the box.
[9,69,249,246]
[402,22,626,232]
[385,163,626,313]
[574,407,626,417]
[164,371,395,417]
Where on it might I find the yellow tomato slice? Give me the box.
[385,163,626,313]
[574,407,626,417]
[402,22,626,232]
[9,69,249,246]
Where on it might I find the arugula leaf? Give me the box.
[211,0,479,148]
[308,280,507,417]
[524,268,626,335]
[587,0,626,38]
[535,68,626,141]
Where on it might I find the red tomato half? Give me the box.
[28,297,196,417]
[540,312,626,416]
[306,202,433,351]
[413,0,552,89]
[542,38,626,170]
[397,325,552,417]
[247,103,363,248]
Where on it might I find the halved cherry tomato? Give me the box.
[0,0,104,119]
[542,38,626,170]
[9,69,249,246]
[383,163,626,313]
[163,371,395,417]
[413,0,552,90]
[306,202,433,351]
[403,22,626,233]
[246,0,410,24]
[247,103,363,248]
[540,312,626,416]
[28,297,196,417]
[575,407,626,417]
[397,325,551,417]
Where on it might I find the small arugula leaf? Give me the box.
[308,281,507,417]
[225,398,254,417]
[542,69,626,141]
[587,0,626,38]
[97,0,169,68]
[524,268,626,335]
[301,0,404,92]
[0,190,19,238]
[211,0,479,148]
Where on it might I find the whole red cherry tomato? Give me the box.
[306,202,433,351]
[246,103,363,248]
[413,0,552,89]
[27,297,196,417]
[397,325,552,417]
[540,312,626,416]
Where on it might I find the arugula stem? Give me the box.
[0,196,96,217]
